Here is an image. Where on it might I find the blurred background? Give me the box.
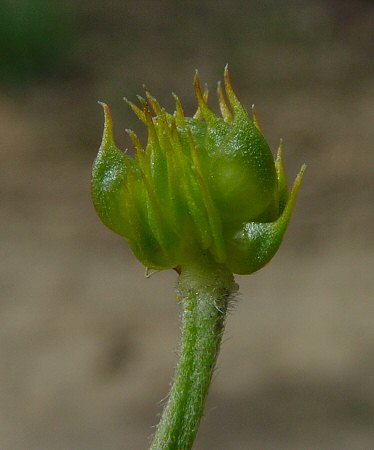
[1,1,374,449]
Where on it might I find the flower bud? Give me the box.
[92,67,305,274]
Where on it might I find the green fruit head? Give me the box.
[92,66,305,273]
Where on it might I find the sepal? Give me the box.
[224,165,305,274]
[91,103,133,238]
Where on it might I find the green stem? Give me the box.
[150,255,238,450]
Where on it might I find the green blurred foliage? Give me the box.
[0,0,73,81]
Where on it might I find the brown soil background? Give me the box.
[1,1,374,449]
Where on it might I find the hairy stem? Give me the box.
[150,255,238,450]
